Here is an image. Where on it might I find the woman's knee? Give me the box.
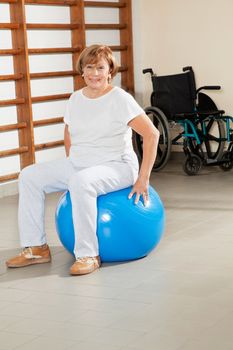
[18,163,51,191]
[19,164,38,184]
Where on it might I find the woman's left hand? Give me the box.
[128,176,149,206]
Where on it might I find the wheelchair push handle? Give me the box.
[202,86,221,90]
[183,66,193,72]
[142,68,154,76]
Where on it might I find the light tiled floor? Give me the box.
[1,158,233,350]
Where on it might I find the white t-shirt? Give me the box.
[64,86,145,168]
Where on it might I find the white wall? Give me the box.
[132,0,233,114]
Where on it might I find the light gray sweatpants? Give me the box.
[18,157,138,259]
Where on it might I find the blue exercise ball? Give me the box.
[55,185,165,262]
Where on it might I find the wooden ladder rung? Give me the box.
[0,23,20,30]
[26,23,80,30]
[0,0,18,3]
[25,0,77,6]
[0,146,29,158]
[28,47,81,54]
[33,117,64,127]
[31,93,71,103]
[0,173,19,182]
[110,45,128,51]
[30,70,77,79]
[118,66,128,72]
[85,23,127,30]
[35,140,64,151]
[0,49,22,55]
[0,73,24,81]
[0,122,27,133]
[84,1,126,8]
[0,98,25,107]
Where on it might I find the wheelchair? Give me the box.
[134,66,233,175]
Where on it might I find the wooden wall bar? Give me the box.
[9,0,36,170]
[0,0,134,183]
[119,0,134,93]
[70,0,86,91]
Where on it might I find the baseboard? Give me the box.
[170,151,184,161]
[0,180,18,198]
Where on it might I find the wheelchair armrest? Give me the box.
[197,86,221,93]
[142,68,154,76]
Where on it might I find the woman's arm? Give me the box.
[64,124,71,157]
[128,114,160,205]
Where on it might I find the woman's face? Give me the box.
[82,57,110,90]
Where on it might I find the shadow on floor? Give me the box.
[0,245,132,283]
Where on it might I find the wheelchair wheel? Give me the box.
[183,154,202,176]
[219,151,233,171]
[189,118,225,160]
[134,106,171,171]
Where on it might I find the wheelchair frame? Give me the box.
[134,66,233,175]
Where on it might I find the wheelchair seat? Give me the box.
[173,110,225,120]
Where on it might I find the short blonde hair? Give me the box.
[76,44,119,78]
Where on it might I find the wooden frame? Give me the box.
[0,0,134,183]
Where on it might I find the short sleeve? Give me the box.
[119,90,145,125]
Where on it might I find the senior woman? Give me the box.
[6,44,160,275]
